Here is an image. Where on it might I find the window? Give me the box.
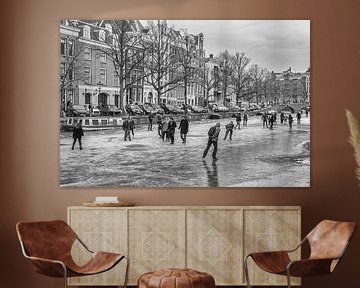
[100,52,106,63]
[61,38,66,55]
[84,66,91,84]
[68,90,74,103]
[99,30,106,42]
[68,39,74,56]
[85,93,91,104]
[84,47,91,60]
[114,74,120,86]
[83,26,90,39]
[61,62,66,79]
[100,68,107,84]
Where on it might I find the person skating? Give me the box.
[296,111,301,124]
[123,117,131,141]
[261,113,268,128]
[288,114,294,130]
[243,113,248,127]
[72,120,84,150]
[203,122,221,161]
[178,115,189,144]
[161,117,169,142]
[168,117,177,144]
[129,117,135,138]
[235,113,242,129]
[148,113,154,131]
[157,115,163,138]
[269,114,275,130]
[280,111,285,124]
[224,121,234,140]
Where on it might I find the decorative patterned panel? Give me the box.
[128,209,186,284]
[187,209,243,285]
[243,209,301,286]
[68,208,127,286]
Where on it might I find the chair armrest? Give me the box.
[26,255,67,277]
[76,236,94,253]
[287,258,336,277]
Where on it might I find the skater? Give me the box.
[203,122,221,161]
[157,115,163,138]
[243,113,248,127]
[261,113,268,128]
[148,113,154,131]
[178,115,189,144]
[269,114,275,130]
[306,110,309,117]
[288,114,294,130]
[167,117,177,144]
[224,121,234,140]
[296,111,301,124]
[72,120,84,150]
[129,117,135,138]
[235,113,242,129]
[123,117,131,141]
[280,111,285,124]
[161,117,169,141]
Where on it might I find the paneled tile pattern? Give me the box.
[244,209,301,286]
[187,210,243,285]
[128,209,186,284]
[68,209,127,286]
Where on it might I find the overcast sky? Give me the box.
[144,20,310,73]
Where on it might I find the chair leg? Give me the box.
[123,255,130,288]
[244,255,252,288]
[286,269,292,288]
[62,264,68,288]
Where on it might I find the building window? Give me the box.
[84,47,91,60]
[85,93,91,104]
[68,90,74,103]
[83,26,90,39]
[61,62,66,80]
[61,38,66,55]
[99,30,106,42]
[100,68,107,85]
[100,51,106,63]
[114,74,120,86]
[84,66,91,84]
[68,39,74,56]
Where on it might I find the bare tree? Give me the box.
[196,60,218,107]
[248,64,267,104]
[143,20,184,104]
[217,50,235,105]
[230,52,250,106]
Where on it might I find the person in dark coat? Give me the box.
[72,120,84,150]
[178,115,189,144]
[167,117,177,144]
[129,117,135,137]
[261,113,268,128]
[235,113,242,129]
[203,122,221,161]
[296,111,301,124]
[157,115,163,138]
[148,113,154,131]
[223,121,234,140]
[288,114,294,130]
[243,113,248,126]
[123,117,131,141]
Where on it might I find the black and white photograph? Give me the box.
[60,20,310,187]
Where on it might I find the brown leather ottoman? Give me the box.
[138,268,215,288]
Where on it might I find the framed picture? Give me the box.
[60,20,310,187]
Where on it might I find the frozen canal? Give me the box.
[60,115,310,187]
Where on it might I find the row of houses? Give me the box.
[60,20,310,115]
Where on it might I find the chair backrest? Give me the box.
[16,220,77,261]
[307,220,356,261]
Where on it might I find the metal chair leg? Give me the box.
[123,255,130,288]
[61,264,68,288]
[286,269,292,288]
[244,255,252,288]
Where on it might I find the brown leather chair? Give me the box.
[16,220,129,288]
[244,220,356,288]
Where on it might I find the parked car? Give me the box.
[214,104,229,112]
[72,105,89,117]
[138,103,156,115]
[228,105,242,112]
[107,105,122,116]
[147,103,165,114]
[91,107,101,116]
[125,104,143,116]
[159,103,183,114]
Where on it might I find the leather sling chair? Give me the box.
[244,220,356,288]
[16,220,129,288]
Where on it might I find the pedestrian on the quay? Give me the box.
[123,117,131,141]
[296,111,301,124]
[243,113,248,127]
[235,113,242,129]
[157,115,163,138]
[203,122,221,161]
[224,121,234,140]
[261,113,268,128]
[148,113,154,131]
[72,120,84,150]
[178,115,189,144]
[168,117,177,144]
[288,114,294,130]
[88,104,93,116]
[162,117,170,142]
[129,117,135,138]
